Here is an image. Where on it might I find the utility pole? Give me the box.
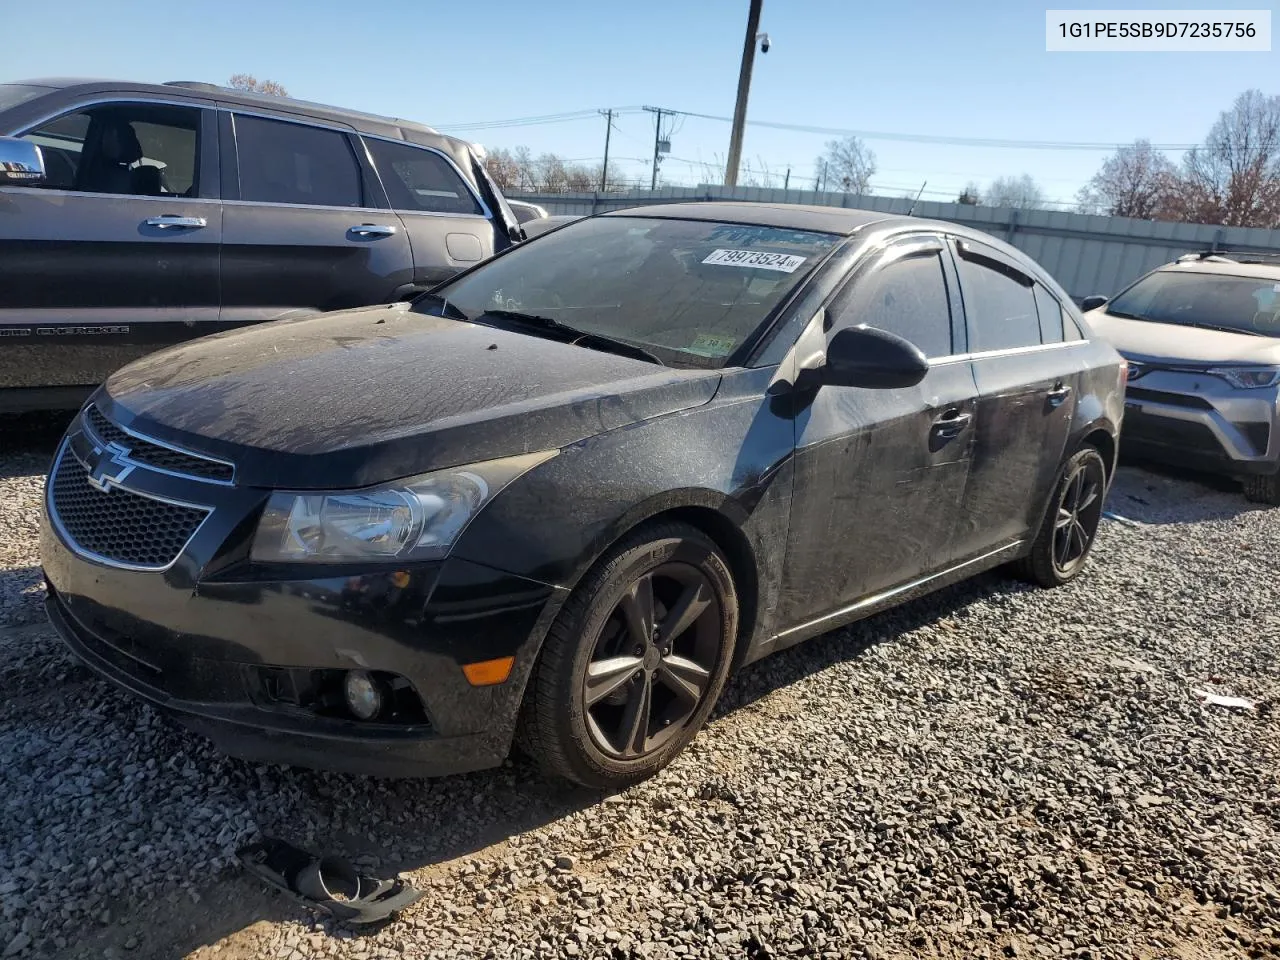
[643,106,667,190]
[724,0,763,187]
[784,166,790,190]
[599,109,614,193]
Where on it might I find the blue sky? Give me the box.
[5,0,1274,206]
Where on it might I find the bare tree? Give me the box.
[1076,140,1178,219]
[957,182,981,205]
[228,74,288,97]
[985,174,1048,209]
[564,164,597,192]
[484,148,521,191]
[814,136,876,194]
[1172,89,1280,228]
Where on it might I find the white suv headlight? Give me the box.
[250,450,557,563]
[1208,366,1280,390]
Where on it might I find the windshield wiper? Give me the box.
[1105,308,1266,337]
[478,309,665,365]
[1181,321,1266,337]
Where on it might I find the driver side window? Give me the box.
[827,250,954,358]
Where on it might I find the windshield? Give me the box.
[1108,270,1280,337]
[0,83,53,116]
[419,216,841,367]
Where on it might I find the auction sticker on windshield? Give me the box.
[703,249,808,273]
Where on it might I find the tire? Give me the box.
[517,522,738,789]
[1242,472,1280,506]
[1015,446,1109,588]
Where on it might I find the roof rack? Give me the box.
[1177,249,1280,265]
[163,80,225,92]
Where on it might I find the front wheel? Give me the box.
[517,522,738,789]
[1015,446,1108,588]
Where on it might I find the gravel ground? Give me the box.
[1,417,1278,960]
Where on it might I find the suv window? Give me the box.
[365,139,481,215]
[829,250,953,357]
[234,115,361,207]
[957,252,1040,351]
[21,103,200,196]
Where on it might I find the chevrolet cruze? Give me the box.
[42,202,1125,789]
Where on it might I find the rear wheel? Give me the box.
[518,522,738,789]
[1242,472,1280,506]
[1015,446,1108,588]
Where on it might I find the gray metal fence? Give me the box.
[507,185,1280,302]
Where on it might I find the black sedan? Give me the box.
[41,202,1125,789]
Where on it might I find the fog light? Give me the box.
[343,670,383,721]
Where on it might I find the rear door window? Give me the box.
[956,244,1041,351]
[364,138,482,216]
[233,114,361,207]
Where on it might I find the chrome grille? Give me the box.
[84,405,234,483]
[49,447,210,570]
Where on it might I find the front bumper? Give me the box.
[41,456,567,778]
[1121,368,1279,477]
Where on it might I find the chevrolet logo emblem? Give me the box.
[85,442,136,493]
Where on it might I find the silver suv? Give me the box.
[1083,252,1280,505]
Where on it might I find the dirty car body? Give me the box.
[41,203,1125,781]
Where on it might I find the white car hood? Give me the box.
[1084,309,1280,365]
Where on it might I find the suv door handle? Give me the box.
[931,408,972,439]
[348,224,398,238]
[1046,382,1073,407]
[144,215,206,229]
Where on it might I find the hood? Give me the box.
[102,304,721,488]
[1085,308,1280,365]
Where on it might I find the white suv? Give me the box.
[1083,252,1280,505]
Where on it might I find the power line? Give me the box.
[444,103,1202,153]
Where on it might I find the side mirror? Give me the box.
[0,136,46,184]
[1080,295,1108,311]
[823,325,929,389]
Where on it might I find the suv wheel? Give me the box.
[518,522,737,789]
[1015,446,1108,588]
[1243,472,1280,506]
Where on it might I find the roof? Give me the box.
[606,201,897,235]
[11,77,449,143]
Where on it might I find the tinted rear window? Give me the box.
[957,257,1041,351]
[365,138,482,215]
[1108,270,1280,337]
[234,115,361,207]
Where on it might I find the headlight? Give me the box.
[1208,366,1280,390]
[250,450,557,563]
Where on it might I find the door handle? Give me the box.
[1046,382,1073,408]
[144,215,207,229]
[348,224,398,237]
[931,408,972,439]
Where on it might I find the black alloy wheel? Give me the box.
[1052,456,1105,576]
[518,522,738,789]
[1016,446,1109,588]
[582,563,722,760]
